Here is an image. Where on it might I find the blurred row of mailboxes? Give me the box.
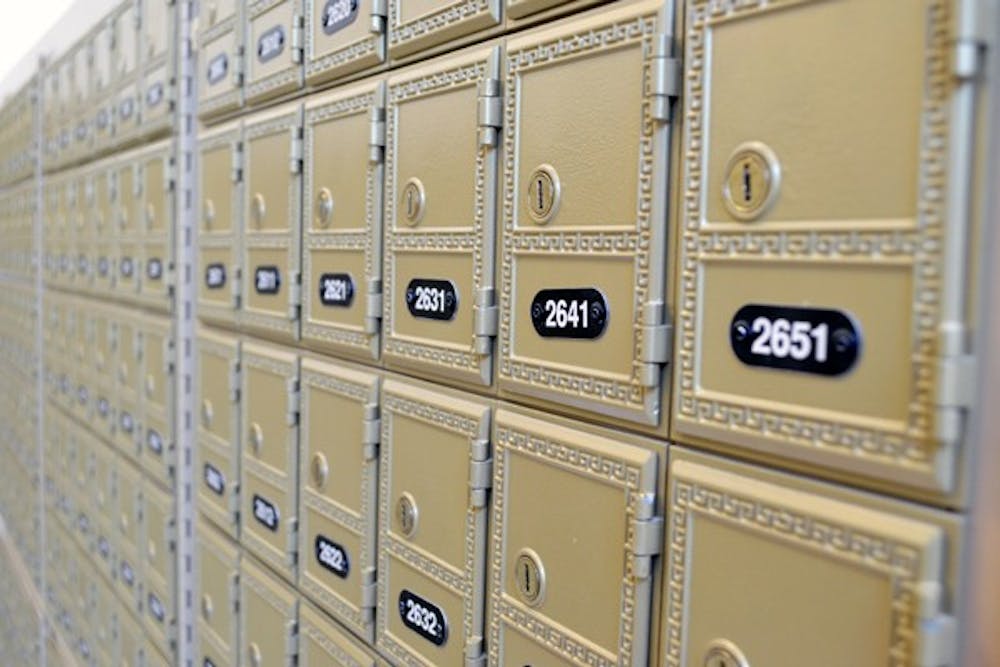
[190,329,963,667]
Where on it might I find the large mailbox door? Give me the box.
[299,356,379,642]
[198,120,243,327]
[498,0,674,427]
[240,340,300,582]
[70,174,93,294]
[113,0,140,83]
[387,0,501,61]
[142,61,174,139]
[197,327,242,537]
[672,0,978,499]
[246,0,305,105]
[197,520,240,667]
[663,446,961,667]
[114,155,143,302]
[142,478,176,655]
[239,557,299,667]
[141,0,174,66]
[94,161,116,295]
[140,313,174,485]
[304,0,386,86]
[376,377,491,666]
[241,101,303,344]
[302,79,384,361]
[299,600,380,667]
[114,308,143,460]
[383,44,501,388]
[198,21,244,120]
[115,78,144,149]
[138,142,173,310]
[93,304,117,441]
[489,407,661,667]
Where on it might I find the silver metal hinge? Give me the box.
[638,320,672,388]
[164,156,176,192]
[229,573,240,613]
[473,287,497,355]
[370,0,387,33]
[477,77,502,148]
[651,33,681,122]
[231,266,242,310]
[231,142,243,183]
[288,269,302,321]
[362,420,381,462]
[365,279,383,335]
[465,639,486,667]
[954,0,995,78]
[915,581,957,667]
[233,45,245,88]
[228,359,241,403]
[291,14,305,64]
[289,127,303,174]
[286,378,300,426]
[163,337,174,376]
[369,105,386,164]
[286,517,299,568]
[935,354,976,444]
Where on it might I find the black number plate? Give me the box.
[120,257,134,278]
[148,592,165,623]
[318,272,355,307]
[321,0,359,34]
[398,590,448,646]
[252,494,279,531]
[204,463,225,496]
[120,411,134,433]
[207,53,228,86]
[146,81,164,108]
[147,428,163,456]
[405,279,458,321]
[254,266,281,295]
[730,304,861,376]
[314,534,350,578]
[530,288,609,339]
[257,25,285,62]
[205,263,226,289]
[147,258,163,280]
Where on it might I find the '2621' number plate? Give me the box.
[398,590,448,646]
[730,304,861,376]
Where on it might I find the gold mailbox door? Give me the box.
[387,0,501,61]
[382,44,502,387]
[239,558,299,667]
[663,446,960,667]
[305,0,386,86]
[241,101,303,344]
[302,79,384,361]
[489,407,662,667]
[198,121,243,327]
[198,520,241,667]
[299,356,380,642]
[672,0,978,499]
[240,340,300,582]
[376,377,491,666]
[197,328,242,537]
[246,0,305,104]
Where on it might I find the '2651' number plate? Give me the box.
[730,304,861,376]
[398,590,448,646]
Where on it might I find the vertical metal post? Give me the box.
[174,1,197,666]
[31,61,46,667]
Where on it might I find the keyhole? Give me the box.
[536,176,545,212]
[742,162,752,203]
[527,165,559,224]
[514,549,545,607]
[400,178,425,225]
[406,189,415,217]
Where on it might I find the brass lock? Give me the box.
[249,422,263,455]
[145,373,155,398]
[527,165,560,224]
[400,178,425,225]
[315,188,334,228]
[311,452,329,489]
[513,548,546,607]
[722,142,780,221]
[201,593,213,621]
[251,193,266,228]
[396,492,418,538]
[201,399,214,428]
[704,639,750,667]
[203,198,215,229]
[248,642,262,667]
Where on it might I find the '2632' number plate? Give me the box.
[730,304,861,376]
[398,590,448,646]
[530,288,609,339]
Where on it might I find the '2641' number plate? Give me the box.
[730,304,861,376]
[530,288,608,339]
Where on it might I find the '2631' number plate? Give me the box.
[398,590,448,646]
[405,279,458,321]
[530,288,609,339]
[730,304,861,376]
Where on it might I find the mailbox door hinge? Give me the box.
[477,77,502,148]
[469,429,493,509]
[288,269,302,321]
[291,13,305,64]
[651,33,681,122]
[289,126,303,174]
[286,378,300,426]
[370,0,387,34]
[231,265,242,310]
[473,287,498,355]
[231,141,244,183]
[365,278,383,335]
[286,516,299,568]
[361,567,377,617]
[163,336,174,376]
[233,44,245,88]
[285,619,299,663]
[362,401,381,461]
[630,492,662,580]
[955,0,995,79]
[228,358,241,404]
[915,581,957,667]
[935,353,976,446]
[638,301,672,388]
[369,105,386,164]
[164,156,176,193]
